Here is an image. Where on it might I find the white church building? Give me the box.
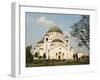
[32,26,75,60]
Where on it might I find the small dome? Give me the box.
[52,38,64,43]
[47,26,63,34]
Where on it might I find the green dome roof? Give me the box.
[47,26,63,34]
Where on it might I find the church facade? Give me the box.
[32,26,74,60]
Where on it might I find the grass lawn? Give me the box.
[26,58,89,67]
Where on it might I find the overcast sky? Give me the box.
[25,12,89,54]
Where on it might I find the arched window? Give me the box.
[66,40,68,42]
[46,38,48,41]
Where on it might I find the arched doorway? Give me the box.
[58,52,61,60]
[58,56,61,59]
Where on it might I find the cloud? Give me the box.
[36,16,57,27]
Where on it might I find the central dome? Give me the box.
[47,26,63,34]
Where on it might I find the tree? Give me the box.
[70,15,90,49]
[43,53,46,60]
[26,45,33,63]
[73,53,79,62]
[75,53,79,62]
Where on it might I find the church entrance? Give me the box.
[58,56,60,60]
[58,52,61,60]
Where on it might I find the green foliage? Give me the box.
[26,45,33,63]
[43,53,46,59]
[79,55,89,64]
[73,53,79,62]
[26,58,89,67]
[38,56,43,59]
[70,15,90,49]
